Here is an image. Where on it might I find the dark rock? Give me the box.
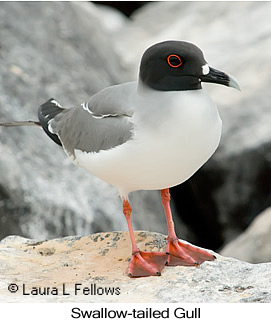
[93,1,147,17]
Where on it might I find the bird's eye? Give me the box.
[167,54,183,68]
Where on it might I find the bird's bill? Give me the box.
[200,67,240,90]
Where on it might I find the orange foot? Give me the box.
[166,239,216,266]
[128,250,168,277]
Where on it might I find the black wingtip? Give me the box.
[38,98,63,147]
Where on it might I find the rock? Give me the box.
[220,208,271,263]
[110,1,271,250]
[0,2,183,241]
[0,232,270,302]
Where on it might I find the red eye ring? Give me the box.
[167,54,182,68]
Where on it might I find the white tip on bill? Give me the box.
[228,74,241,91]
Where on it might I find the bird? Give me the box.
[0,40,240,277]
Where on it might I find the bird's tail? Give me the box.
[0,120,41,127]
[0,98,64,147]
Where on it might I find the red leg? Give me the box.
[123,199,168,277]
[160,188,216,266]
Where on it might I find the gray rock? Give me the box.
[220,208,271,263]
[0,232,270,302]
[0,2,182,241]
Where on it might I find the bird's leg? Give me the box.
[160,188,216,266]
[123,199,168,277]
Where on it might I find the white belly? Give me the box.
[73,89,222,198]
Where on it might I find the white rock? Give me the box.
[0,232,270,302]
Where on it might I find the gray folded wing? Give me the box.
[49,82,136,157]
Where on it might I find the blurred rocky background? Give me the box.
[0,1,271,263]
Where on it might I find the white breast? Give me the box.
[74,88,222,198]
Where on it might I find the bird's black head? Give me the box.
[139,40,240,91]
